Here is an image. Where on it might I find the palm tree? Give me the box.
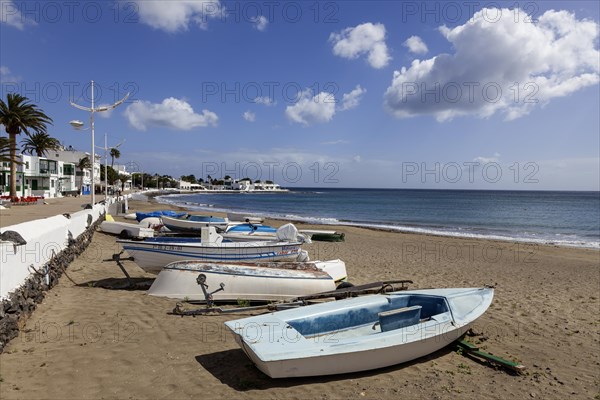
[0,136,12,163]
[77,156,91,173]
[110,147,121,167]
[21,132,61,157]
[0,94,53,196]
[76,156,92,194]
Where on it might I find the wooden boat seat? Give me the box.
[378,305,422,332]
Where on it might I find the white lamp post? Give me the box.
[70,80,128,205]
[97,134,125,200]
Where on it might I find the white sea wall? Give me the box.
[0,196,128,300]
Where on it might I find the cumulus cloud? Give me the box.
[285,85,366,126]
[473,153,500,164]
[0,65,19,82]
[243,111,256,122]
[254,96,277,106]
[285,91,336,126]
[0,1,35,29]
[329,22,391,69]
[384,8,599,122]
[403,36,428,54]
[253,15,268,31]
[133,0,221,33]
[124,98,218,131]
[341,85,366,111]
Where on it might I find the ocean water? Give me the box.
[156,189,600,249]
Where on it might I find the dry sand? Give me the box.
[0,197,599,399]
[0,195,100,227]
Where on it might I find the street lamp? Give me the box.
[97,134,125,200]
[70,80,129,205]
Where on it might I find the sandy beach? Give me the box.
[0,197,598,399]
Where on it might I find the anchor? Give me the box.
[196,273,225,307]
[103,251,136,287]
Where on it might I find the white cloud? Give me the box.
[341,85,366,111]
[285,85,368,125]
[124,97,218,131]
[133,0,221,33]
[243,111,256,122]
[253,15,268,31]
[353,155,362,163]
[384,8,599,122]
[403,35,428,54]
[0,1,34,29]
[321,140,350,145]
[0,65,19,82]
[329,22,391,69]
[285,90,336,126]
[254,96,277,106]
[473,153,500,164]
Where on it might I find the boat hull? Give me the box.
[235,323,472,378]
[225,288,494,378]
[147,260,346,301]
[117,239,303,274]
[162,216,228,232]
[99,221,154,238]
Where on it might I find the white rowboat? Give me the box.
[147,259,347,301]
[225,287,494,378]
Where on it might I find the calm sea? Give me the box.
[156,189,600,249]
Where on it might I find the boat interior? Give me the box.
[286,294,450,339]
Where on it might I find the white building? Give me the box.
[52,148,101,195]
[177,180,205,191]
[113,164,132,191]
[0,147,105,198]
[0,154,77,198]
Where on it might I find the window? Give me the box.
[25,161,29,169]
[40,160,57,174]
[51,180,54,188]
[64,164,75,176]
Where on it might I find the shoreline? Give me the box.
[0,193,598,399]
[152,192,600,251]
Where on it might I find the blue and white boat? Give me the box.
[221,223,278,242]
[162,215,228,232]
[225,287,494,378]
[134,210,186,222]
[117,227,305,274]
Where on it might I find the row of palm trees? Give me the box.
[0,93,121,197]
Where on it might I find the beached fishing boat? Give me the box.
[225,287,493,378]
[162,215,228,232]
[147,259,347,301]
[99,220,155,239]
[134,210,186,222]
[221,224,339,243]
[227,212,264,224]
[221,223,284,242]
[117,227,305,274]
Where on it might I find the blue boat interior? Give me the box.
[286,294,449,337]
[227,224,277,233]
[135,210,186,221]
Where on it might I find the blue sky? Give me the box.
[1,0,599,190]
